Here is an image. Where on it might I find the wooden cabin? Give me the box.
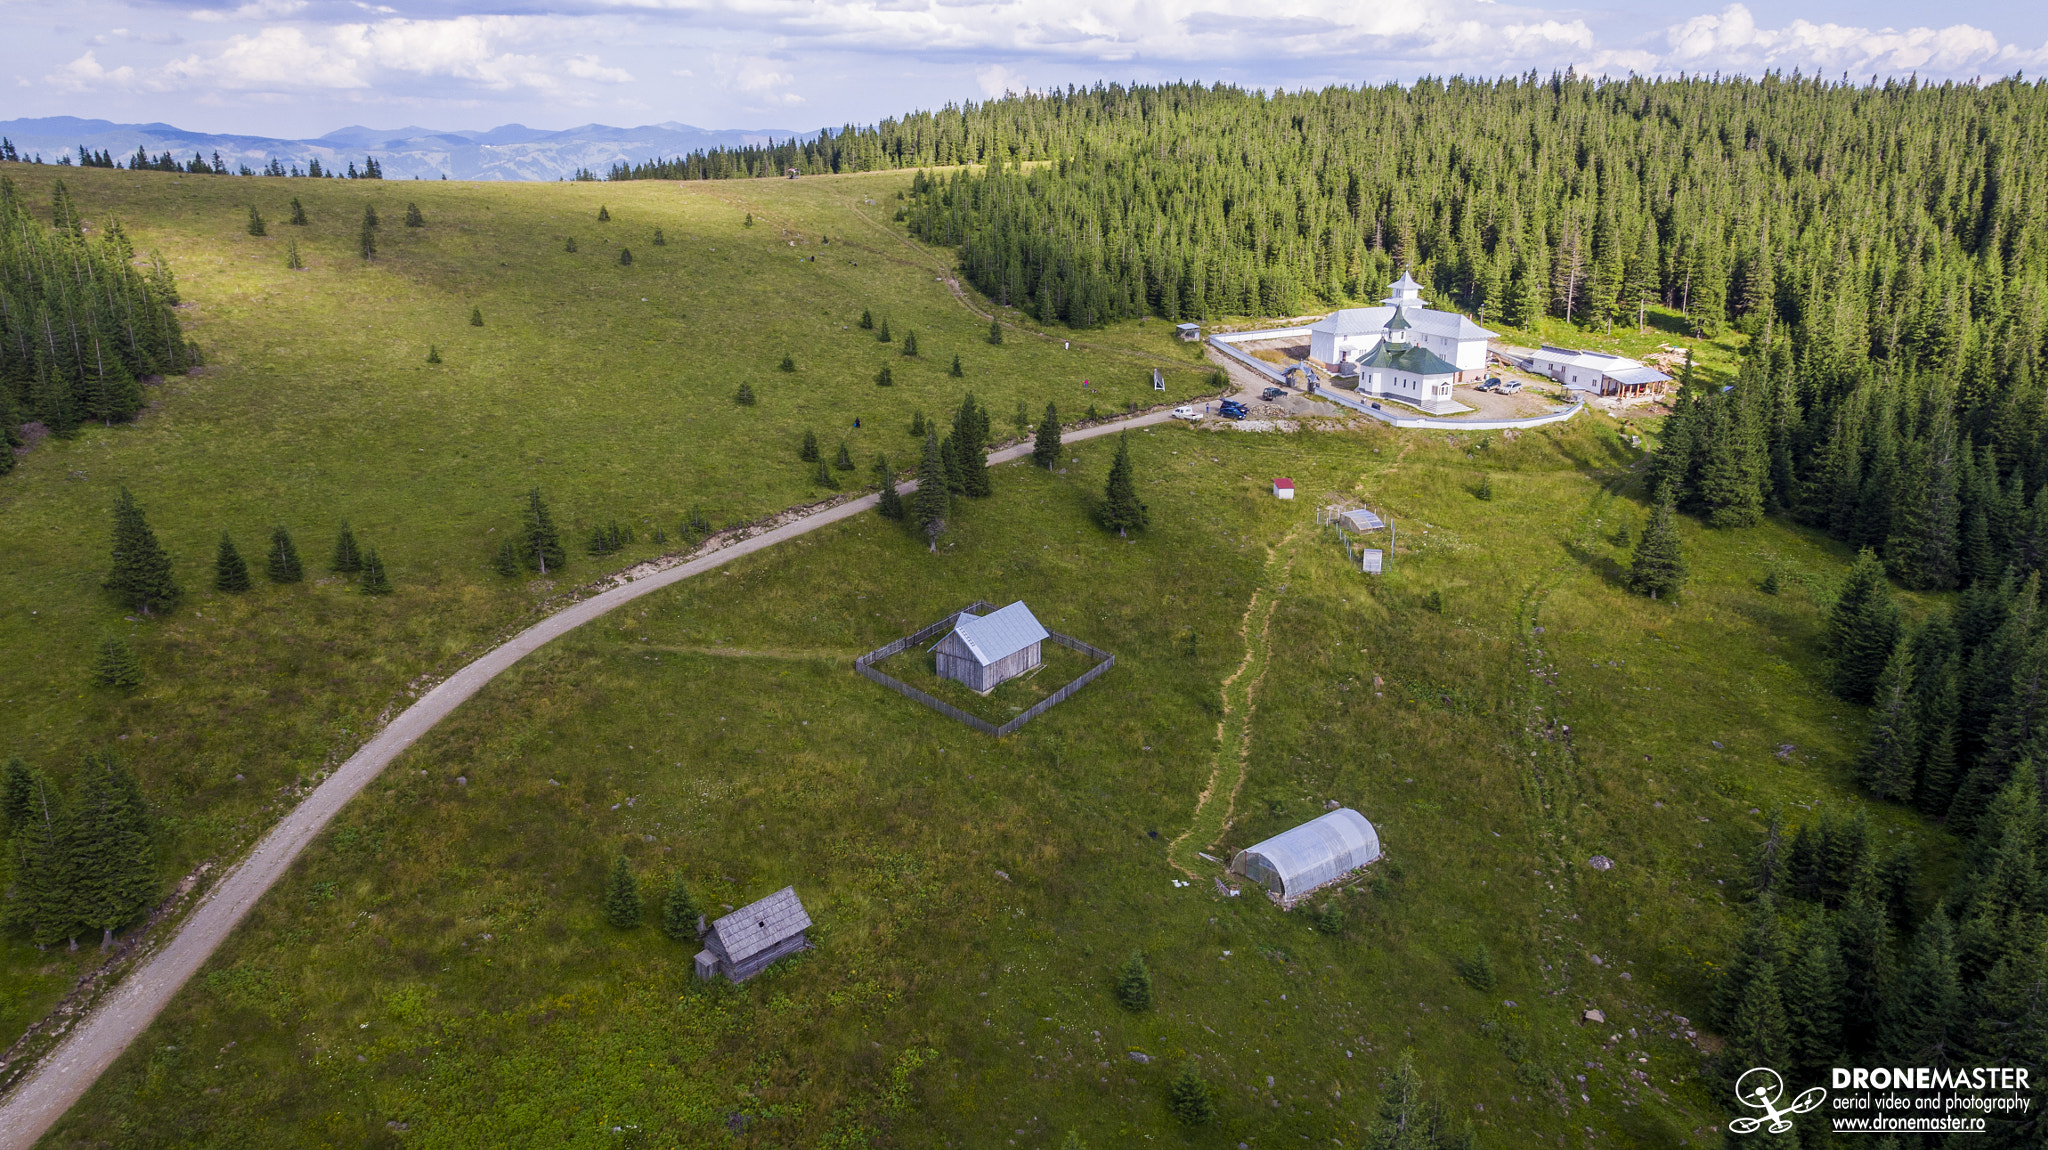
[694,886,812,983]
[932,601,1049,694]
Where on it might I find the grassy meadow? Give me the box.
[31,412,1933,1148]
[0,164,1212,1059]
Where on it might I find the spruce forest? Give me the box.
[0,177,194,450]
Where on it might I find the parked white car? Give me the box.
[1172,405,1204,421]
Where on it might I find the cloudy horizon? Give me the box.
[7,0,2048,139]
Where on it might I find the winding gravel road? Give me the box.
[0,410,1178,1150]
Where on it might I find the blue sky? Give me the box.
[7,0,2048,138]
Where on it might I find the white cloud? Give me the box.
[1663,5,2031,74]
[47,51,139,91]
[975,62,1022,96]
[191,0,309,24]
[719,54,805,104]
[158,16,572,91]
[565,54,634,83]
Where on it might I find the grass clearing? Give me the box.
[36,415,1927,1148]
[0,165,1215,1064]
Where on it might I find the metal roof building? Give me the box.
[695,886,812,983]
[1229,808,1382,904]
[932,600,1049,694]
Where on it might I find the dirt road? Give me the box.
[0,410,1177,1149]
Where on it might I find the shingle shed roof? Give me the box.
[710,886,811,964]
[947,601,1049,667]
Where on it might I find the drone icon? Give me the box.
[1729,1067,1827,1133]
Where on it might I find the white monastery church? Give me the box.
[1308,273,1496,415]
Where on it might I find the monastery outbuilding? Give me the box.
[1307,273,1495,415]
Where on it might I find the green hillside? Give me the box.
[36,413,1902,1147]
[0,164,1211,1064]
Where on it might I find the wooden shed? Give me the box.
[932,601,1049,694]
[694,886,812,983]
[1273,478,1296,500]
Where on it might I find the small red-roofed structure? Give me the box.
[1273,478,1296,500]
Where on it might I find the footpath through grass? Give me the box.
[0,165,1213,1067]
[39,415,1923,1148]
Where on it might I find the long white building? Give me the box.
[1307,272,1496,382]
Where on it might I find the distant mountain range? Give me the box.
[0,117,812,181]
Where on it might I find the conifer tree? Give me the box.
[404,202,424,227]
[619,248,633,266]
[358,549,392,595]
[470,307,483,326]
[814,455,839,490]
[105,488,180,615]
[875,366,894,387]
[246,205,266,236]
[1626,494,1685,599]
[93,634,144,689]
[5,770,78,949]
[875,454,904,520]
[799,429,820,461]
[1835,891,1897,1053]
[1710,894,1782,1031]
[564,236,577,253]
[1,756,32,827]
[778,354,796,372]
[952,393,993,497]
[1099,432,1148,537]
[987,316,1002,345]
[522,489,566,575]
[744,213,753,228]
[1033,402,1062,468]
[69,750,155,949]
[913,431,950,550]
[661,876,700,942]
[1724,959,1792,1077]
[598,205,610,221]
[901,330,918,356]
[734,382,756,405]
[493,538,519,576]
[1859,639,1918,799]
[285,239,303,270]
[1115,950,1152,1010]
[331,521,363,574]
[1880,912,1963,1066]
[877,319,892,342]
[909,410,926,437]
[859,308,874,330]
[426,345,441,364]
[1166,1061,1214,1126]
[1784,924,1846,1075]
[603,855,641,927]
[359,218,376,260]
[834,442,855,471]
[214,532,251,592]
[950,354,964,378]
[266,526,304,583]
[651,228,665,246]
[1828,549,1901,704]
[288,197,308,225]
[1363,1054,1468,1149]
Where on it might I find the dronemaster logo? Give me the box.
[1733,1065,2036,1136]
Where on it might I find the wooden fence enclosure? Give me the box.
[854,602,1115,737]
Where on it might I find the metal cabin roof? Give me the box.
[1607,365,1672,386]
[1388,270,1422,291]
[947,601,1049,667]
[1232,808,1382,899]
[710,886,811,964]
